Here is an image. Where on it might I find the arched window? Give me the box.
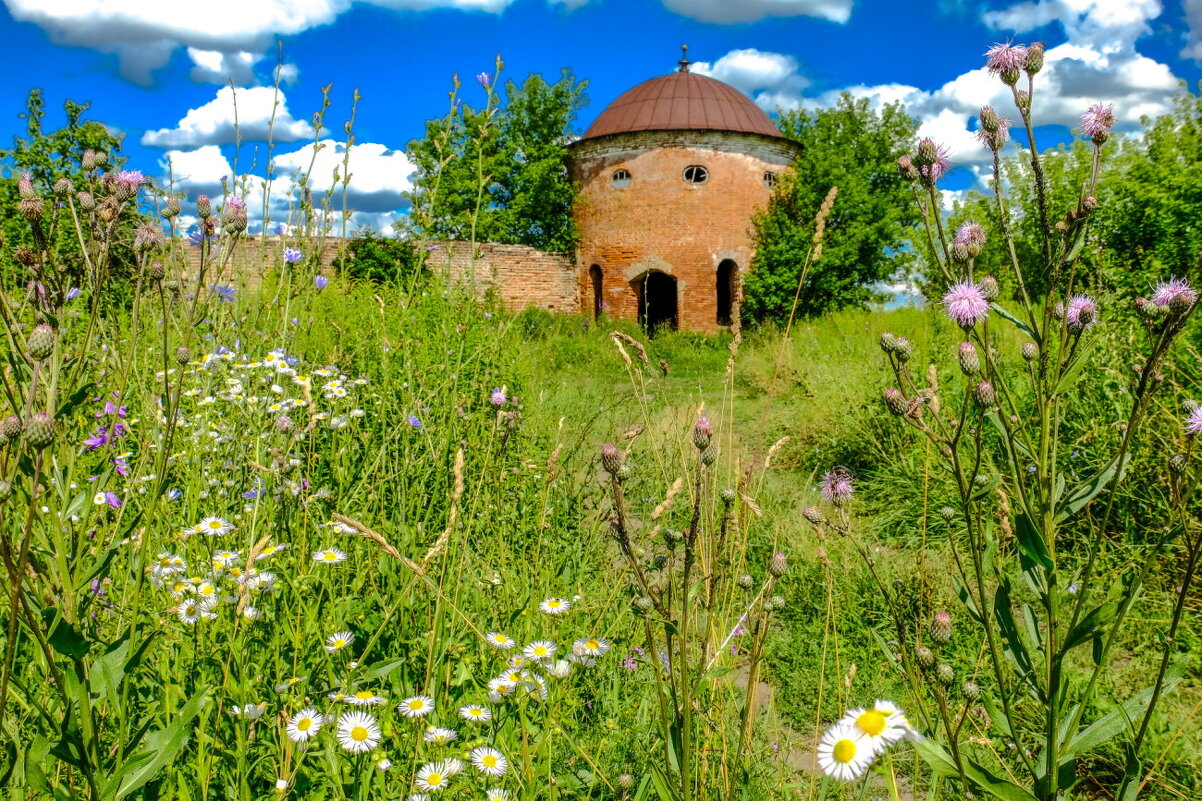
[717,260,737,326]
[683,165,708,184]
[763,171,778,188]
[611,169,631,188]
[589,265,603,320]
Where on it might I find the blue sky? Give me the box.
[3,0,1200,232]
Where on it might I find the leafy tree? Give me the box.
[405,67,587,252]
[0,89,134,286]
[743,93,918,324]
[333,225,424,284]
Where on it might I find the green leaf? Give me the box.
[914,738,1039,801]
[1013,512,1054,571]
[991,302,1039,341]
[40,608,89,660]
[956,578,983,624]
[1061,603,1119,655]
[994,582,1044,701]
[1051,339,1096,396]
[1113,742,1144,801]
[1065,662,1185,757]
[646,760,682,801]
[56,381,96,419]
[358,659,405,682]
[89,628,157,702]
[103,687,209,801]
[1055,454,1129,523]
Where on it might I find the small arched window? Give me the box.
[763,171,778,188]
[611,169,632,189]
[683,165,709,184]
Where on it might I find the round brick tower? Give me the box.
[568,51,801,333]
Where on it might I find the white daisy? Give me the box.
[573,637,611,657]
[469,746,508,777]
[345,689,386,706]
[313,548,347,564]
[176,599,202,624]
[414,761,452,792]
[458,704,492,723]
[286,708,323,742]
[546,659,573,678]
[523,640,557,661]
[423,726,458,744]
[325,631,355,653]
[486,789,511,801]
[336,711,381,753]
[539,597,570,614]
[816,721,874,781]
[842,703,906,752]
[486,677,515,700]
[485,632,515,649]
[198,516,233,535]
[398,695,435,718]
[212,550,240,566]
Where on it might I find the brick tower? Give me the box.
[568,48,802,333]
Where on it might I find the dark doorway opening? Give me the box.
[716,260,737,326]
[635,271,678,334]
[589,265,603,320]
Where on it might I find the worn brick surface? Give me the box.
[568,130,801,332]
[426,241,576,312]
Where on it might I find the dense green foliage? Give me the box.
[742,93,918,324]
[332,225,425,284]
[404,68,587,252]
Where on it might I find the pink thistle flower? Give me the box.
[17,172,35,199]
[490,387,507,407]
[1065,294,1097,331]
[954,222,986,249]
[1186,406,1202,436]
[984,42,1028,75]
[914,138,950,184]
[943,281,990,328]
[225,196,246,210]
[1151,277,1197,311]
[1080,104,1116,144]
[976,106,1012,150]
[820,468,854,505]
[117,170,143,188]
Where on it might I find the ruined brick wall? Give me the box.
[426,241,577,313]
[568,130,801,333]
[178,237,346,278]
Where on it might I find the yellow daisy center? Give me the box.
[428,773,443,785]
[298,719,312,731]
[496,635,508,643]
[324,553,336,561]
[470,708,482,716]
[857,710,887,736]
[351,726,368,742]
[483,755,497,767]
[409,700,424,710]
[355,690,372,699]
[586,639,599,649]
[533,647,547,656]
[833,739,858,763]
[548,600,561,607]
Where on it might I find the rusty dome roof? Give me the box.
[581,70,781,140]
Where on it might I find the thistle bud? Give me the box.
[1001,66,1020,86]
[1024,42,1045,75]
[24,412,55,450]
[915,138,938,168]
[96,197,120,222]
[618,774,635,790]
[896,155,919,182]
[633,596,653,613]
[162,196,181,219]
[1016,90,1031,114]
[962,680,981,700]
[175,345,191,366]
[979,105,1001,134]
[692,415,712,450]
[768,595,786,611]
[221,197,248,233]
[884,388,908,416]
[19,196,44,221]
[973,380,996,408]
[82,150,97,170]
[17,173,35,199]
[134,222,163,252]
[1171,292,1194,316]
[894,336,912,363]
[701,445,718,467]
[958,342,980,376]
[14,247,36,267]
[1082,194,1098,213]
[1022,341,1038,361]
[616,461,634,481]
[601,443,622,474]
[1170,453,1189,475]
[768,552,788,577]
[663,529,683,548]
[149,261,165,281]
[916,645,936,669]
[931,610,952,644]
[937,663,955,685]
[802,506,824,525]
[196,195,212,219]
[53,178,73,195]
[1,415,21,440]
[77,191,95,211]
[978,275,999,301]
[737,573,755,589]
[721,487,736,505]
[27,324,55,361]
[880,332,899,353]
[938,506,956,521]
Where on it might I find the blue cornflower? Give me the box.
[283,247,302,263]
[213,285,236,303]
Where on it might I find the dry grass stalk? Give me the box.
[545,442,562,485]
[811,186,838,262]
[333,512,426,576]
[763,436,790,471]
[235,534,274,616]
[610,331,649,364]
[652,477,684,520]
[422,447,465,566]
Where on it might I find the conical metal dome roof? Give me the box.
[581,69,781,140]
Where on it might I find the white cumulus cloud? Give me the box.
[691,49,810,111]
[142,87,315,148]
[161,145,236,195]
[661,0,853,24]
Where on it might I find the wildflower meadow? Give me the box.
[1,38,1200,801]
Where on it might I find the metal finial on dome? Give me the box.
[678,44,690,73]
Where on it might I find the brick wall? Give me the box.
[426,240,577,313]
[178,236,346,279]
[568,130,801,333]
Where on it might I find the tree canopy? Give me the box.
[404,67,588,253]
[742,93,918,324]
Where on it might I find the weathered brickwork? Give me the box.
[178,237,345,278]
[567,130,801,332]
[425,241,577,312]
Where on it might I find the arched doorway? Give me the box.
[634,271,678,333]
[716,260,737,326]
[589,265,603,320]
